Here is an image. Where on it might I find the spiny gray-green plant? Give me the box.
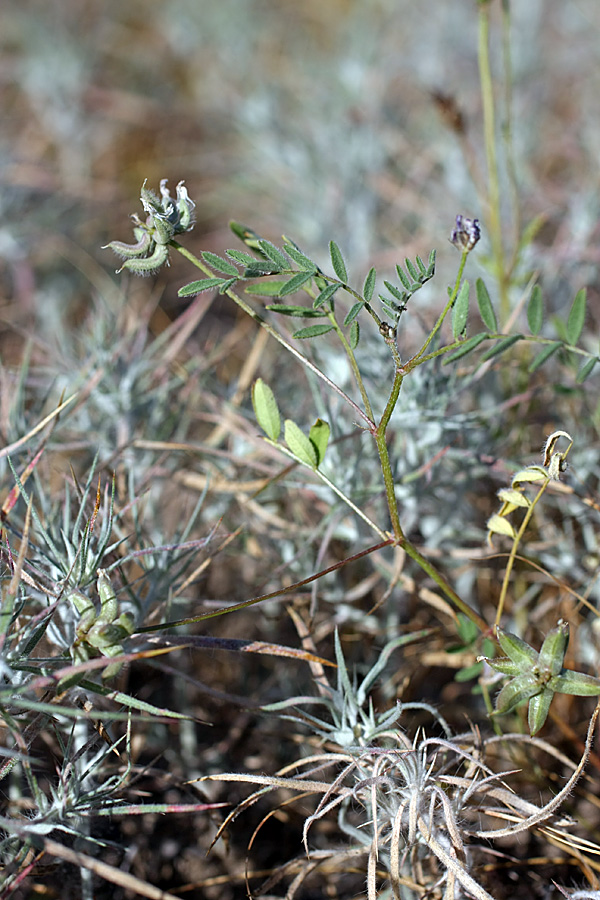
[0,418,329,896]
[201,635,600,900]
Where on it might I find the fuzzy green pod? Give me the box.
[551,669,600,697]
[496,628,538,668]
[148,211,175,246]
[480,655,520,677]
[118,242,169,275]
[494,671,541,715]
[537,619,569,678]
[96,569,119,624]
[87,621,127,650]
[67,588,97,638]
[528,690,553,735]
[103,230,153,260]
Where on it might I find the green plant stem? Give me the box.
[495,479,550,628]
[177,240,490,636]
[500,0,521,283]
[409,252,468,368]
[266,439,388,540]
[478,2,508,320]
[402,539,490,634]
[137,541,394,631]
[172,241,374,428]
[326,310,374,420]
[371,362,488,635]
[374,369,404,541]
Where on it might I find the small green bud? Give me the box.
[87,621,126,649]
[148,211,176,246]
[117,611,135,636]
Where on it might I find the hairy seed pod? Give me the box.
[102,230,152,260]
[119,242,169,276]
[538,619,569,678]
[96,569,118,624]
[528,690,553,735]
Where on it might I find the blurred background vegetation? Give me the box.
[3,0,599,307]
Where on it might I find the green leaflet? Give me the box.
[329,240,348,282]
[527,285,543,334]
[284,420,318,468]
[252,379,281,441]
[363,267,376,303]
[576,357,597,383]
[266,304,323,317]
[475,278,498,332]
[566,288,587,346]
[201,251,239,276]
[178,278,228,297]
[480,334,522,361]
[278,271,314,296]
[444,333,488,363]
[452,281,470,338]
[309,418,330,467]
[528,341,561,373]
[292,324,335,339]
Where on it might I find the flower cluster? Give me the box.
[450,214,481,252]
[104,180,196,275]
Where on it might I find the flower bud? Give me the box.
[450,215,481,252]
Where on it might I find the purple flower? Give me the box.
[450,215,481,252]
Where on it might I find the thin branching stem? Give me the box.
[478,2,508,320]
[172,241,374,428]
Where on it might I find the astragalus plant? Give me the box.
[105,171,600,898]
